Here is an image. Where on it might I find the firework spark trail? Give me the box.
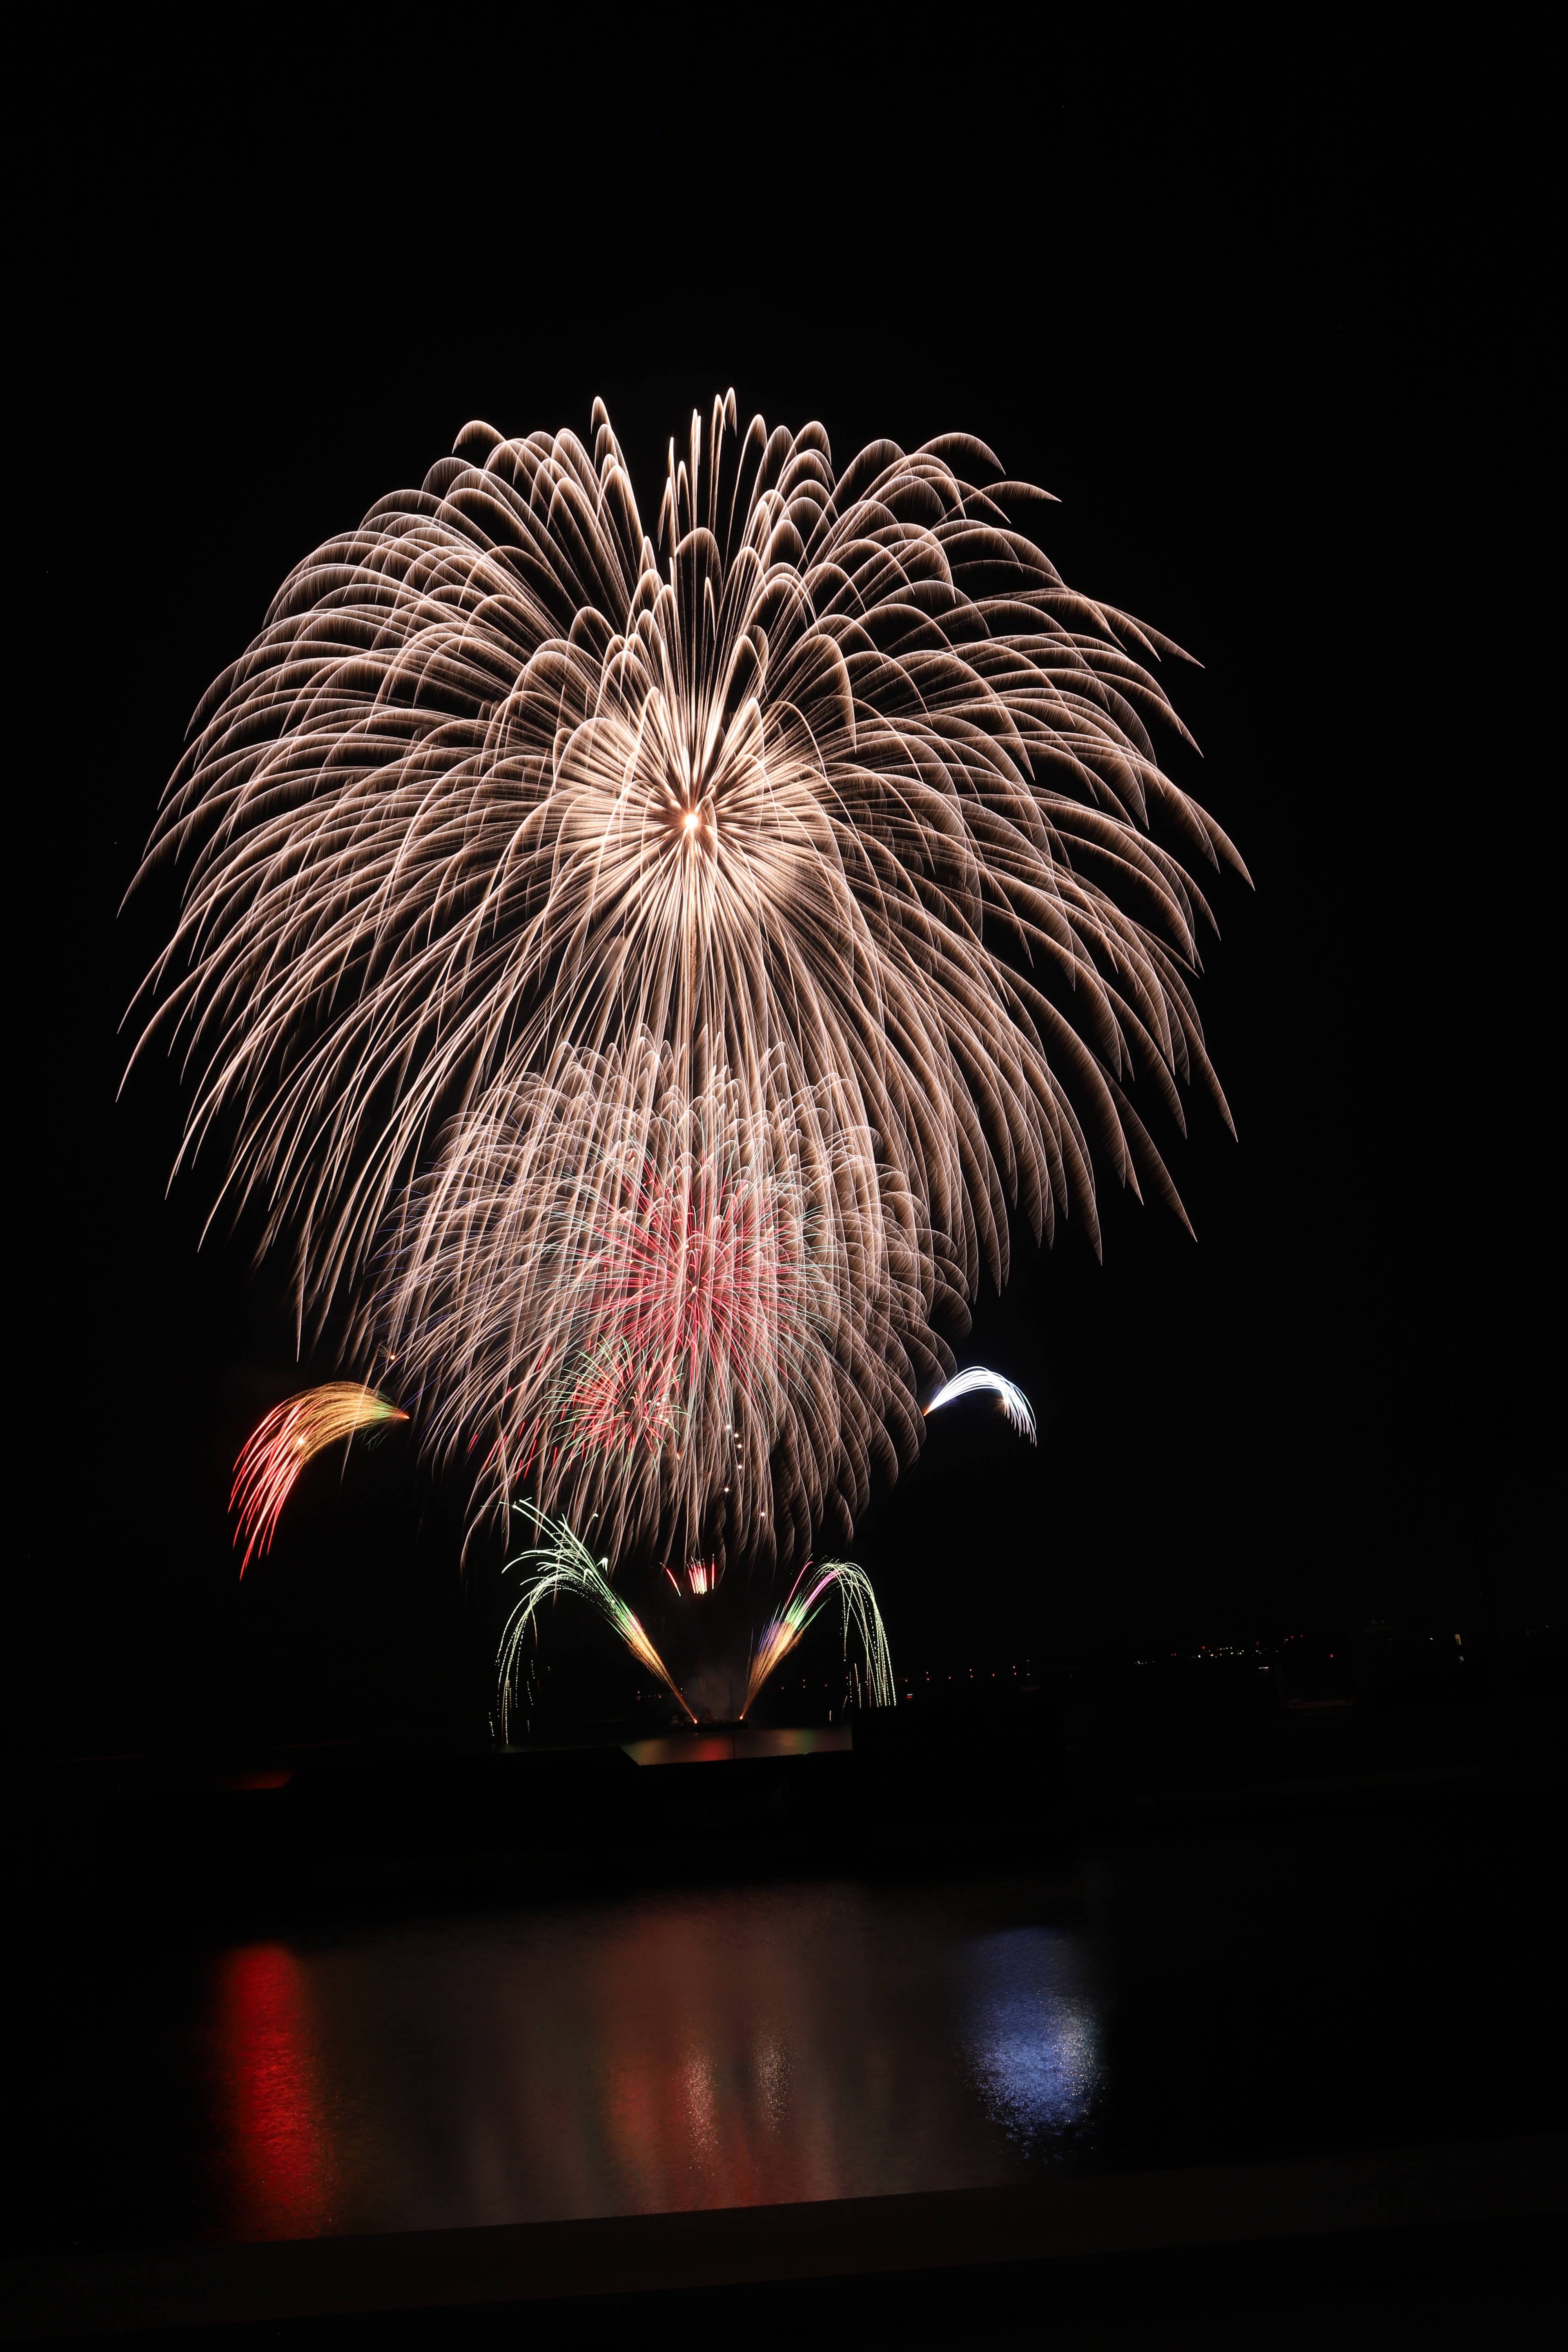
[924,1367,1038,1443]
[231,1383,407,1572]
[136,393,1243,1574]
[499,1506,695,1732]
[742,1561,895,1719]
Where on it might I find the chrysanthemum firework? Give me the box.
[134,392,1242,1575]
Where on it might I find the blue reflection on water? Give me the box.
[959,1927,1102,2151]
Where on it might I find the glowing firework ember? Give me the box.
[924,1367,1038,1444]
[499,1508,695,1731]
[742,1561,895,1719]
[231,1383,407,1571]
[668,1561,720,1597]
[136,393,1241,1575]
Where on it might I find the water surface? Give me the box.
[195,1883,1098,2240]
[9,1799,1559,2252]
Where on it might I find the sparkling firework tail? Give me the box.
[137,394,1242,1572]
[741,1560,895,1719]
[231,1383,407,1572]
[924,1366,1038,1443]
[499,1506,695,1733]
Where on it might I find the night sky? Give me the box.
[15,51,1549,1752]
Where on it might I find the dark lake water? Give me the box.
[6,1797,1561,2252]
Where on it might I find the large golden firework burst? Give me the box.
[134,392,1244,1574]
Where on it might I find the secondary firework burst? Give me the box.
[925,1367,1038,1444]
[231,1383,407,1572]
[400,1069,825,1570]
[742,1561,895,1720]
[135,391,1243,1584]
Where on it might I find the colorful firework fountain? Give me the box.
[499,1508,696,1734]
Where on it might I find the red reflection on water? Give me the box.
[582,1906,835,2211]
[212,1944,331,2237]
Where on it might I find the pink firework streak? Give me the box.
[461,1120,820,1568]
[562,1152,801,1453]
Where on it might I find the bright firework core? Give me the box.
[142,391,1241,1599]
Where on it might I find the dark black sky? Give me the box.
[13,41,1551,1750]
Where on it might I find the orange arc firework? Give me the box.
[231,1384,408,1572]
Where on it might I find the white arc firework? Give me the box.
[924,1367,1038,1444]
[134,393,1241,1574]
